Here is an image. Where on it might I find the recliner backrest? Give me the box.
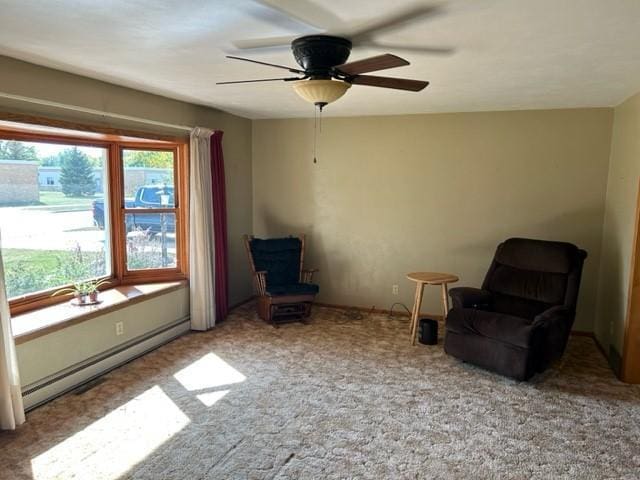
[481,238,587,319]
[249,237,302,287]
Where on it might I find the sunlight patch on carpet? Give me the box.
[197,389,230,407]
[30,386,189,480]
[174,352,246,391]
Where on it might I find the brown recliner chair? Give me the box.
[444,238,587,380]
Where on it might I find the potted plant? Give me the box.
[53,279,110,305]
[85,278,111,303]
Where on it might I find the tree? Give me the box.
[0,140,39,161]
[86,155,104,168]
[59,147,96,197]
[40,151,101,167]
[124,150,173,168]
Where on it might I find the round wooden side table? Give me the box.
[406,272,459,346]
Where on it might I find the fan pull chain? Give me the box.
[313,106,318,164]
[313,104,326,164]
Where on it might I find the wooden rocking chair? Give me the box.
[243,234,319,325]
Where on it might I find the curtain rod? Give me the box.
[0,91,193,132]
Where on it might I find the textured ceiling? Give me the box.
[0,0,639,119]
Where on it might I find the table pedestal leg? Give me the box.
[410,283,424,346]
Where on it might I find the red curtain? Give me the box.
[210,131,229,320]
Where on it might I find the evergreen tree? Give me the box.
[0,140,39,161]
[59,147,96,197]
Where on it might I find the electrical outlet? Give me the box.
[392,284,399,295]
[115,322,124,336]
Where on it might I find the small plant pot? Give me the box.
[75,293,89,305]
[89,291,99,303]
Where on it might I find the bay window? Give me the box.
[0,122,188,314]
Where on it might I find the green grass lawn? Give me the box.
[0,192,101,209]
[38,191,99,207]
[2,248,106,298]
[3,248,68,270]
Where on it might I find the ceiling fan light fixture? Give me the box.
[292,79,350,109]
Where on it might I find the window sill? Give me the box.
[12,280,188,345]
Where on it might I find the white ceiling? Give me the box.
[0,0,639,119]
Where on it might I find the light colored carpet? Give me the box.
[1,304,640,479]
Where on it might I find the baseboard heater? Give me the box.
[21,316,191,411]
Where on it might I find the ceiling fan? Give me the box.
[217,2,452,110]
[218,35,429,110]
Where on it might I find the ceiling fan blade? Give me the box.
[226,55,304,74]
[217,77,303,85]
[232,35,298,50]
[359,40,455,55]
[256,0,344,31]
[347,4,443,42]
[335,54,409,76]
[349,75,429,92]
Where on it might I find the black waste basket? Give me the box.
[419,318,438,345]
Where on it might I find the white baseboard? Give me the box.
[22,317,190,411]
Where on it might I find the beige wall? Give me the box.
[253,109,614,331]
[0,55,253,306]
[595,91,640,355]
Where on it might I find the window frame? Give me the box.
[116,143,188,283]
[0,126,189,315]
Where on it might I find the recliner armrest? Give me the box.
[532,305,572,327]
[449,287,492,309]
[532,305,574,371]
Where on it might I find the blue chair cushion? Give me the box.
[266,283,319,297]
[250,237,302,286]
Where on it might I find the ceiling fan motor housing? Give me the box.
[292,35,352,79]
